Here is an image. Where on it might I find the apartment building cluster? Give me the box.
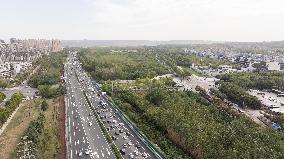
[0,38,62,62]
[0,38,63,78]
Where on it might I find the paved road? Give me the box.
[71,52,162,159]
[173,74,218,92]
[0,83,37,107]
[65,53,115,159]
[0,66,39,107]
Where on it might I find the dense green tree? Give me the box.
[0,80,9,89]
[0,92,6,103]
[219,82,262,109]
[0,92,23,126]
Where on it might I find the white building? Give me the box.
[267,62,280,71]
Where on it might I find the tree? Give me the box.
[0,80,9,89]
[253,61,267,72]
[41,100,48,111]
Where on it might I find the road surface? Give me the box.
[69,52,163,159]
[65,53,115,159]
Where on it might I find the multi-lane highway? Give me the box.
[65,53,115,159]
[65,51,163,159]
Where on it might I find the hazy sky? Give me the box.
[1,0,284,41]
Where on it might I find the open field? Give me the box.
[0,99,41,159]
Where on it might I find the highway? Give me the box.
[70,52,163,159]
[65,53,115,159]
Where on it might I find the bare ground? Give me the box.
[0,99,41,159]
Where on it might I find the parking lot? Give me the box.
[248,90,284,113]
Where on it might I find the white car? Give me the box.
[129,153,134,159]
[134,150,139,156]
[85,149,90,155]
[128,141,133,146]
[78,151,83,157]
[89,122,92,126]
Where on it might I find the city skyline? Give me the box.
[1,0,284,42]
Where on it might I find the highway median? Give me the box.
[83,90,123,159]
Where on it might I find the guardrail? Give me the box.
[92,81,166,159]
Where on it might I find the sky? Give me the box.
[0,0,284,42]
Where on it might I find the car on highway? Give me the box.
[120,148,126,155]
[112,136,117,140]
[129,153,134,159]
[128,141,133,146]
[142,152,149,158]
[78,151,83,157]
[136,143,141,148]
[85,149,90,155]
[134,150,139,156]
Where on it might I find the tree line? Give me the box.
[78,48,169,81]
[109,84,284,158]
[0,92,6,103]
[0,92,23,127]
[28,50,67,98]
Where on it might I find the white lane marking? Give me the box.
[101,150,105,158]
[106,148,110,155]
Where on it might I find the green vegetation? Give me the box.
[218,83,262,109]
[28,50,67,98]
[216,72,284,109]
[79,48,169,81]
[109,82,284,158]
[0,99,42,159]
[37,98,64,159]
[80,47,284,159]
[0,92,6,103]
[154,47,227,76]
[217,72,284,91]
[15,113,46,158]
[0,92,23,127]
[37,85,64,98]
[41,100,48,111]
[111,144,124,159]
[0,79,10,89]
[209,88,227,100]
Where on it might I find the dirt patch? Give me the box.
[58,96,66,159]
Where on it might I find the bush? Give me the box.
[0,92,6,103]
[38,85,60,98]
[41,100,48,111]
[0,92,23,126]
[219,82,262,109]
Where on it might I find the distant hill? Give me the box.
[62,40,219,47]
